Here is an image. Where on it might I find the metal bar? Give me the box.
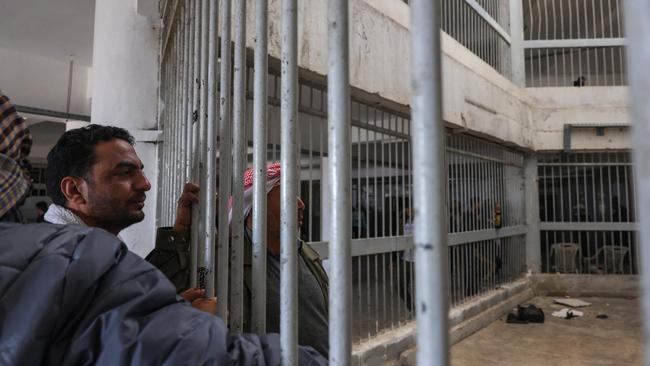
[201,0,218,299]
[251,0,268,335]
[307,110,314,241]
[185,0,195,183]
[410,0,449,363]
[539,222,637,231]
[189,0,202,288]
[65,57,74,119]
[327,0,352,360]
[389,117,393,237]
[216,0,232,320]
[251,0,268,334]
[174,25,182,185]
[280,0,299,361]
[161,0,182,57]
[357,113,362,239]
[229,0,247,332]
[14,104,91,122]
[381,115,387,238]
[179,7,187,186]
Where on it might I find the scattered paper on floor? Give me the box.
[552,308,584,318]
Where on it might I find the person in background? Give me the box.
[0,93,32,223]
[35,200,48,222]
[150,163,330,358]
[401,208,415,312]
[236,164,329,358]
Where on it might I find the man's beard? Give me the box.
[87,190,145,232]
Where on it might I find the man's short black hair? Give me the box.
[46,124,135,206]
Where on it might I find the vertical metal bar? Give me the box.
[410,0,449,363]
[357,114,362,239]
[381,115,387,238]
[364,108,371,242]
[216,0,232,320]
[229,0,247,332]
[189,0,202,289]
[174,24,182,208]
[197,0,215,296]
[461,148,467,232]
[66,57,74,119]
[328,0,352,360]
[181,6,190,187]
[366,254,371,335]
[251,0,269,335]
[308,113,314,241]
[162,45,169,225]
[280,0,299,361]
[185,1,195,183]
[370,110,377,241]
[169,27,176,225]
[388,116,394,237]
[525,155,541,272]
[382,250,387,329]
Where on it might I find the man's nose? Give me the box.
[136,171,152,191]
[297,197,305,210]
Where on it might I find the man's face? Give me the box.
[78,139,151,233]
[266,185,305,242]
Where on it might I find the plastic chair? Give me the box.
[550,243,581,273]
[583,245,630,274]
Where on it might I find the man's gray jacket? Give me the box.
[0,222,326,365]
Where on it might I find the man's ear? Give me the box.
[60,176,87,207]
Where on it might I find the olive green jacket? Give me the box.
[146,227,329,330]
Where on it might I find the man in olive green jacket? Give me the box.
[148,163,329,357]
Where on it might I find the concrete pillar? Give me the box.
[90,0,161,257]
[524,154,541,273]
[509,0,525,87]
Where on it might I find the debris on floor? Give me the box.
[506,304,545,324]
[552,308,584,319]
[554,298,592,308]
[596,314,609,319]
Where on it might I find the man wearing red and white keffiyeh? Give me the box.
[233,162,330,358]
[151,162,330,357]
[227,162,283,228]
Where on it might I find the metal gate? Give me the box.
[538,151,638,274]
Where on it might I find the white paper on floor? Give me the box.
[552,308,584,318]
[554,298,591,308]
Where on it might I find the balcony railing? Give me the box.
[523,0,627,87]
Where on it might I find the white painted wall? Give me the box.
[0,47,92,115]
[90,0,160,257]
[528,87,630,151]
[91,0,159,130]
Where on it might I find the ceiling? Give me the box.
[0,0,95,66]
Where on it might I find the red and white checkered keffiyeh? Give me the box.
[228,163,282,225]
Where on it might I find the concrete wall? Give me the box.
[90,0,160,256]
[528,87,631,151]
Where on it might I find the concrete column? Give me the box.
[509,0,525,87]
[524,154,541,273]
[90,0,161,257]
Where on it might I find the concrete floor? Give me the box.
[451,297,642,366]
